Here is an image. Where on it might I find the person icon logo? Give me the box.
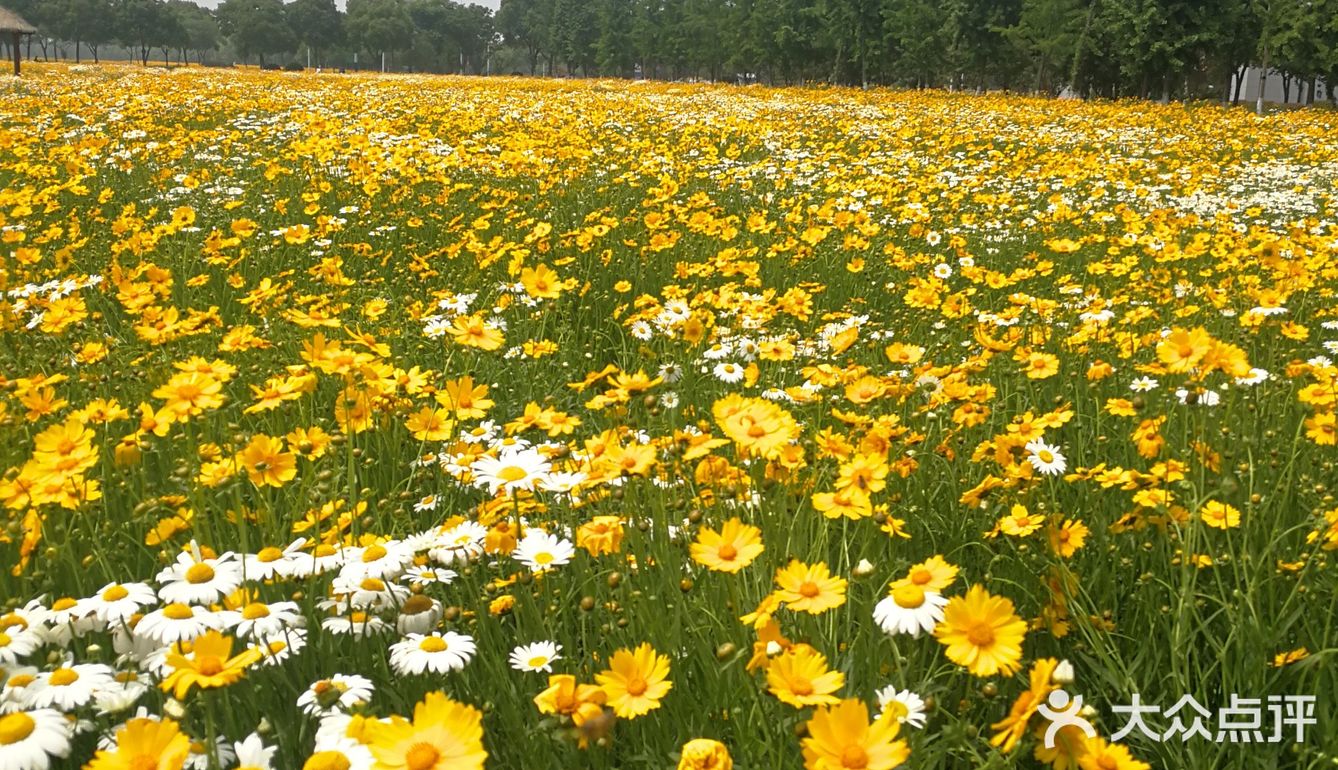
[1037,689,1097,748]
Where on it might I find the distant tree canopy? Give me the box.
[15,0,1338,102]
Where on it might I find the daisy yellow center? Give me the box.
[360,578,386,591]
[910,568,933,585]
[892,584,926,609]
[839,745,869,769]
[0,712,36,745]
[164,603,194,620]
[533,552,555,565]
[256,547,284,563]
[362,544,388,563]
[625,676,648,696]
[798,581,821,598]
[1037,450,1054,463]
[314,544,338,557]
[49,667,78,686]
[305,751,352,770]
[103,585,130,601]
[498,466,529,482]
[419,637,448,653]
[0,632,9,647]
[966,622,996,647]
[243,603,270,620]
[717,544,738,561]
[405,742,441,770]
[196,655,224,676]
[8,674,35,687]
[52,598,78,612]
[527,655,548,667]
[185,563,216,584]
[887,701,909,720]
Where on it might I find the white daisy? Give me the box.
[234,601,305,640]
[874,686,928,729]
[512,531,575,572]
[388,632,476,675]
[1129,376,1159,392]
[0,708,73,770]
[327,576,410,611]
[232,732,276,770]
[255,629,308,666]
[1024,440,1067,476]
[155,550,243,606]
[508,641,562,673]
[242,538,308,581]
[77,583,157,628]
[0,627,40,666]
[401,568,457,587]
[872,585,948,637]
[394,596,443,636]
[297,675,375,717]
[27,664,114,710]
[320,612,389,637]
[471,448,552,495]
[337,541,413,581]
[428,522,487,565]
[712,362,745,383]
[134,604,237,646]
[286,543,348,579]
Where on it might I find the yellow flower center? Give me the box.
[798,581,821,598]
[892,584,926,609]
[49,667,79,686]
[102,585,130,602]
[1097,757,1119,770]
[196,655,224,676]
[52,597,78,612]
[405,742,441,770]
[185,563,216,584]
[717,544,738,561]
[0,632,10,647]
[243,603,270,620]
[419,637,448,653]
[304,751,352,770]
[625,676,648,696]
[498,466,529,482]
[790,678,814,696]
[534,552,555,565]
[0,712,36,745]
[130,755,159,770]
[360,578,386,592]
[314,544,338,557]
[164,603,195,620]
[256,547,284,563]
[1038,450,1053,463]
[910,568,933,585]
[839,745,870,768]
[527,655,548,668]
[966,622,996,647]
[362,544,388,563]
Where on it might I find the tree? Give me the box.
[169,0,221,64]
[346,0,415,68]
[116,0,173,65]
[45,0,116,63]
[217,0,297,65]
[286,0,344,66]
[1005,0,1086,93]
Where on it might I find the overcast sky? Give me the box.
[192,0,502,10]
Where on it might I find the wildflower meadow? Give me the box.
[1,64,1337,770]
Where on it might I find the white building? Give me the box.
[1230,67,1330,105]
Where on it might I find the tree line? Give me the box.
[9,0,1338,104]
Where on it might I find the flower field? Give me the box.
[2,64,1338,770]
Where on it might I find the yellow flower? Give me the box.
[1076,738,1150,770]
[690,518,764,573]
[989,657,1058,753]
[85,718,191,770]
[365,691,487,770]
[678,738,732,770]
[774,560,847,614]
[534,674,608,727]
[891,556,958,593]
[575,515,624,556]
[766,645,845,708]
[801,699,909,770]
[595,642,673,719]
[520,263,563,299]
[934,585,1028,677]
[1199,500,1241,530]
[160,630,262,699]
[448,314,504,351]
[237,434,297,488]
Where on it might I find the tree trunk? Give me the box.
[75,39,80,63]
